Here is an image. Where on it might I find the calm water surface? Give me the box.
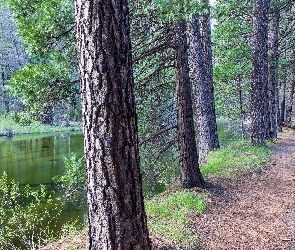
[0,134,86,230]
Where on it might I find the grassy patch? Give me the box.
[0,116,82,135]
[201,140,271,178]
[145,190,206,247]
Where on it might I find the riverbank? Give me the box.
[41,133,282,249]
[0,116,82,137]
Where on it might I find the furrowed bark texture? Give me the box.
[189,13,219,163]
[74,1,151,249]
[174,22,205,189]
[267,9,280,138]
[250,0,270,146]
[279,16,288,128]
[201,0,214,85]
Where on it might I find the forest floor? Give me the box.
[181,129,295,250]
[43,130,295,250]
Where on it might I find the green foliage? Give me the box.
[0,172,62,249]
[146,190,206,246]
[54,154,86,205]
[213,0,252,119]
[152,0,203,22]
[201,140,271,178]
[3,0,79,122]
[4,0,75,57]
[132,0,203,22]
[6,62,79,121]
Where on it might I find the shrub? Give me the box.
[0,172,63,249]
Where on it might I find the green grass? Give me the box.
[201,140,271,178]
[145,190,206,247]
[146,140,271,246]
[0,116,82,135]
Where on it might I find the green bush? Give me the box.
[54,153,86,206]
[0,172,63,249]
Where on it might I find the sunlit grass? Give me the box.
[145,190,206,247]
[201,140,271,178]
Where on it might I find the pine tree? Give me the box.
[75,0,151,248]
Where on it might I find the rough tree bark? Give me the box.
[279,15,288,129]
[250,0,270,146]
[189,12,219,163]
[174,21,205,188]
[267,9,280,138]
[285,47,295,128]
[74,0,151,249]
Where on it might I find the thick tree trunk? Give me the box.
[174,21,205,189]
[267,9,280,138]
[250,0,270,146]
[75,1,151,249]
[201,0,213,85]
[189,13,219,163]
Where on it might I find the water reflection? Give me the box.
[0,134,84,185]
[0,134,86,244]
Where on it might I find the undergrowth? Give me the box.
[201,140,271,178]
[145,190,206,247]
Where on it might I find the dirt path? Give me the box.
[191,131,295,249]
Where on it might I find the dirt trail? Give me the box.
[191,131,295,249]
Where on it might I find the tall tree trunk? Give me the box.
[201,0,213,86]
[285,17,295,128]
[250,0,270,146]
[189,13,219,163]
[200,0,220,156]
[174,21,205,189]
[268,9,280,138]
[279,15,288,129]
[74,1,151,249]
